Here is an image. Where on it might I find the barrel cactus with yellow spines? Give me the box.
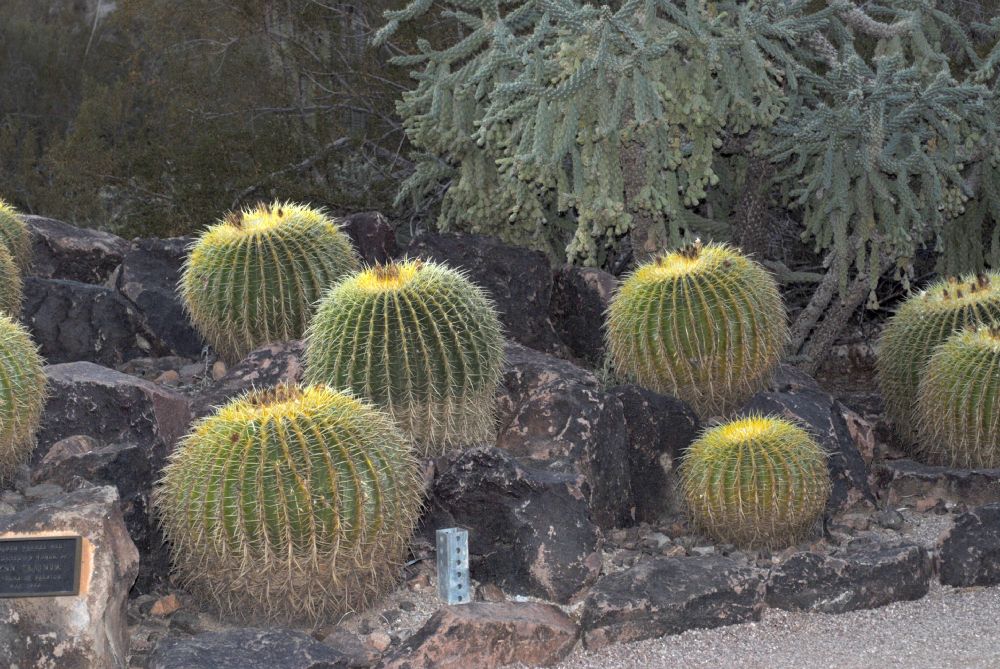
[0,198,31,271]
[180,201,360,362]
[607,241,787,417]
[0,314,47,486]
[877,272,1000,446]
[681,415,830,548]
[916,325,1000,469]
[155,384,423,624]
[0,246,22,316]
[304,259,504,455]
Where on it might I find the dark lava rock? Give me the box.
[938,503,1000,587]
[114,237,204,357]
[497,342,631,528]
[765,540,932,613]
[425,446,601,604]
[22,277,160,366]
[580,555,765,649]
[381,602,577,669]
[149,628,365,669]
[406,233,565,354]
[37,362,192,468]
[550,265,616,365]
[875,459,1000,510]
[22,214,129,284]
[608,384,700,523]
[192,340,304,418]
[741,386,875,513]
[340,211,397,265]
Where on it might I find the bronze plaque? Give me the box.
[0,535,82,597]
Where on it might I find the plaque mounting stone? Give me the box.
[0,535,82,597]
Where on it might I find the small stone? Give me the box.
[211,360,227,381]
[398,599,417,612]
[642,532,671,551]
[691,546,716,557]
[168,611,210,636]
[320,627,380,666]
[40,435,99,464]
[150,594,182,617]
[408,572,431,591]
[367,632,392,653]
[357,619,373,635]
[477,583,506,603]
[382,610,401,625]
[874,508,906,530]
[154,370,180,386]
[661,544,686,557]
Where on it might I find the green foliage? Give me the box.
[0,246,23,317]
[681,415,830,548]
[876,272,1000,446]
[917,324,1000,468]
[0,199,31,270]
[0,314,46,486]
[180,201,360,363]
[606,242,787,417]
[304,259,504,455]
[155,384,423,624]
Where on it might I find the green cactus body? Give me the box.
[606,242,787,417]
[304,259,504,455]
[681,415,830,548]
[0,246,22,316]
[877,272,1000,446]
[179,201,360,362]
[0,315,47,486]
[155,384,423,623]
[0,199,32,271]
[916,326,1000,468]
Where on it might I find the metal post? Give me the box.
[435,528,470,605]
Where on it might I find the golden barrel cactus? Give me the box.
[0,198,31,271]
[0,246,22,316]
[0,314,47,486]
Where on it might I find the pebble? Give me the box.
[367,632,392,653]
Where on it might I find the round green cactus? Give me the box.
[304,259,504,455]
[606,241,788,417]
[681,415,830,547]
[0,314,47,486]
[877,272,1000,446]
[155,384,423,623]
[179,201,360,362]
[0,245,22,316]
[916,325,1000,468]
[0,198,31,271]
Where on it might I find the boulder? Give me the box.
[37,362,192,469]
[874,459,1000,510]
[608,384,700,522]
[22,215,129,284]
[382,602,577,669]
[550,265,617,365]
[765,540,933,613]
[497,342,632,528]
[425,447,601,604]
[938,503,1000,587]
[192,340,304,418]
[340,211,397,265]
[741,386,875,513]
[580,555,765,649]
[0,486,139,669]
[21,277,159,366]
[113,237,204,357]
[149,628,367,669]
[406,233,565,354]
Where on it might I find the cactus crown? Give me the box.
[156,383,423,624]
[180,200,360,362]
[0,314,47,486]
[877,271,1000,447]
[0,198,31,271]
[305,258,504,455]
[607,242,787,417]
[681,415,830,548]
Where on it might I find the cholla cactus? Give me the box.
[0,246,22,316]
[916,325,1000,468]
[0,198,31,271]
[155,384,423,624]
[0,314,47,486]
[877,272,1000,446]
[681,415,830,547]
[606,241,787,416]
[304,259,504,455]
[179,201,360,362]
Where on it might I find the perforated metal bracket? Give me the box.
[436,528,470,605]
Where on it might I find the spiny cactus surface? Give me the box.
[0,198,32,271]
[155,384,423,624]
[607,242,787,417]
[917,325,1000,469]
[877,272,1000,446]
[304,259,504,455]
[180,201,360,362]
[0,315,47,486]
[681,415,830,547]
[0,246,22,316]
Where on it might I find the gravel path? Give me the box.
[554,584,1000,669]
